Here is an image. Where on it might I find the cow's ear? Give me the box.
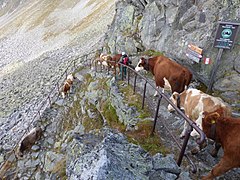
[206,112,220,124]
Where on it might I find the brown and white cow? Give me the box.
[201,108,240,180]
[99,53,112,67]
[60,74,75,98]
[135,55,192,96]
[168,89,232,138]
[16,127,43,157]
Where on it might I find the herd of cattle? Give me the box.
[15,53,239,179]
[95,53,240,179]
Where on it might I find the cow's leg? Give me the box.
[61,92,65,99]
[210,143,221,157]
[202,156,233,180]
[154,86,159,96]
[180,121,188,139]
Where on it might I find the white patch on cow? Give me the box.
[154,86,159,96]
[180,121,189,138]
[167,92,179,112]
[135,60,144,71]
[102,61,108,66]
[67,74,74,81]
[189,89,201,97]
[163,77,172,92]
[191,112,204,137]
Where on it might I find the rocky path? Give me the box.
[125,63,240,180]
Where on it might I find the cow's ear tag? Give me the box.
[211,120,216,124]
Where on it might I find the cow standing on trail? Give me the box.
[168,88,232,139]
[135,55,192,96]
[201,108,240,180]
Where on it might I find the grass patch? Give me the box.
[102,101,126,132]
[143,49,163,57]
[82,103,104,133]
[117,82,151,119]
[126,120,169,155]
[51,157,67,179]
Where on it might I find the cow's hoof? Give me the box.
[179,133,185,139]
[199,140,207,149]
[191,146,200,155]
[210,150,218,158]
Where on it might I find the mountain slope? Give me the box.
[0,0,115,118]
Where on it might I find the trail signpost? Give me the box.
[207,21,240,92]
[186,44,203,63]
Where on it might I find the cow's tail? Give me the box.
[183,70,192,90]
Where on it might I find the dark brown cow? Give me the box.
[202,108,240,180]
[135,55,192,96]
[17,127,43,157]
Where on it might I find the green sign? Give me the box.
[221,29,232,38]
[213,22,240,49]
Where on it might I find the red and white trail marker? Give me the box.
[203,57,211,64]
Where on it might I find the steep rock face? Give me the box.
[104,0,240,107]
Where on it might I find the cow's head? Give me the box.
[167,92,181,112]
[135,57,149,71]
[202,109,222,137]
[67,74,75,81]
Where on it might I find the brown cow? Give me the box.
[60,74,75,98]
[16,127,43,157]
[201,108,240,180]
[109,54,122,74]
[135,55,192,96]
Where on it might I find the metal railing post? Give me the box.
[142,81,147,109]
[133,73,137,94]
[151,95,162,136]
[177,126,193,167]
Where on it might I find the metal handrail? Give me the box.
[117,62,206,173]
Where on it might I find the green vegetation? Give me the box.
[61,69,168,156]
[102,101,126,132]
[117,82,151,119]
[51,157,67,179]
[82,103,104,133]
[143,49,163,57]
[126,120,169,155]
[118,83,168,155]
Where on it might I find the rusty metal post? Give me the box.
[177,126,193,167]
[142,81,147,109]
[127,67,130,85]
[133,73,137,94]
[48,96,51,106]
[151,95,162,136]
[65,70,68,79]
[114,65,117,79]
[38,110,41,119]
[107,65,110,75]
[73,58,76,68]
[121,65,124,81]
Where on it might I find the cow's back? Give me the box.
[184,89,231,120]
[153,56,191,93]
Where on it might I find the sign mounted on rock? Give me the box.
[213,22,240,49]
[186,44,203,63]
[207,21,240,93]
